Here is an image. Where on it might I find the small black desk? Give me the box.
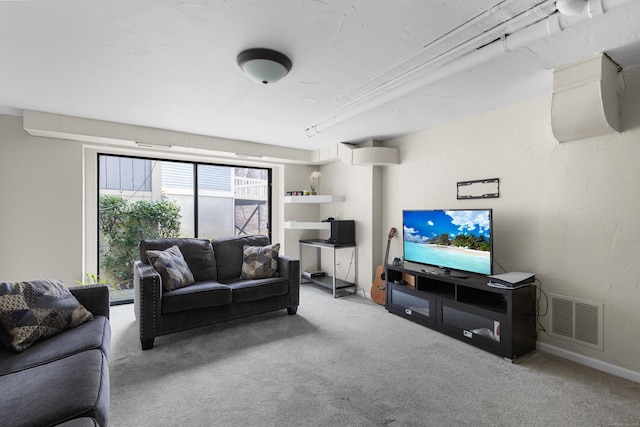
[299,239,357,298]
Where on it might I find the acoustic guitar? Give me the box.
[371,227,397,305]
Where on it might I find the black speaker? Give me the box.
[328,220,355,245]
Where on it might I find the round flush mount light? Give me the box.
[237,48,292,84]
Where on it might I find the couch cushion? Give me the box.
[0,349,109,427]
[240,243,280,279]
[146,245,196,292]
[0,316,110,376]
[228,278,289,303]
[0,279,93,352]
[212,235,270,281]
[140,238,217,281]
[161,281,233,314]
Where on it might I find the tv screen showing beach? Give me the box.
[403,209,492,275]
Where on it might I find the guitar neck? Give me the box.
[383,239,391,266]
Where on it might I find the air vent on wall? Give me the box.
[549,293,604,350]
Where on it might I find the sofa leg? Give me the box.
[287,305,298,315]
[141,338,154,350]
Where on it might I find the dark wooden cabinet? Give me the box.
[385,265,536,361]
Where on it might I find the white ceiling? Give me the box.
[1,0,639,150]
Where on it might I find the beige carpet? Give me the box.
[109,285,640,426]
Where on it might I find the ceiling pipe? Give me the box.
[337,0,552,105]
[556,0,613,17]
[556,0,589,15]
[306,0,557,136]
[337,0,558,113]
[305,0,631,137]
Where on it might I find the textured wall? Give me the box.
[383,68,640,374]
[0,115,83,286]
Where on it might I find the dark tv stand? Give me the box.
[386,265,536,361]
[421,268,468,279]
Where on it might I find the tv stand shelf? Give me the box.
[385,265,536,361]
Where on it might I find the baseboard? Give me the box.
[537,342,640,384]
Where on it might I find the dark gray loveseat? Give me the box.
[0,284,111,427]
[134,235,300,350]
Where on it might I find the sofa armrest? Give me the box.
[134,260,162,347]
[70,285,110,319]
[278,255,300,307]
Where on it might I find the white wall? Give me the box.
[0,115,84,285]
[0,118,287,286]
[281,162,375,294]
[281,164,319,258]
[382,68,640,374]
[318,160,375,293]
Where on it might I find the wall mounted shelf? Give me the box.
[283,221,331,230]
[284,195,345,204]
[284,194,345,231]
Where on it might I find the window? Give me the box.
[97,154,271,304]
[99,156,152,191]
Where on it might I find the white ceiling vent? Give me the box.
[551,53,622,143]
[549,293,604,350]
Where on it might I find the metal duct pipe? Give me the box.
[556,0,627,18]
[305,0,632,137]
[338,0,558,112]
[556,0,589,16]
[503,0,629,48]
[305,0,558,136]
[337,0,555,105]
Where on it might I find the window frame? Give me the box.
[96,153,273,305]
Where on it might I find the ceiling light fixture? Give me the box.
[237,48,292,84]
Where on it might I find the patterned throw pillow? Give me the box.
[146,245,195,291]
[240,243,280,279]
[0,279,93,352]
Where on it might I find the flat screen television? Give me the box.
[402,209,493,276]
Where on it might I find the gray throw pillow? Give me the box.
[146,245,195,291]
[240,243,280,279]
[0,279,93,352]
